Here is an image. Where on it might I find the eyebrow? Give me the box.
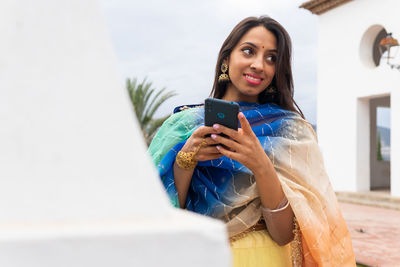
[240,42,277,53]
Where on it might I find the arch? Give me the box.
[359,25,387,68]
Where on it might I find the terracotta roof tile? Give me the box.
[300,0,353,15]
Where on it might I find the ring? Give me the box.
[194,139,207,154]
[175,138,208,170]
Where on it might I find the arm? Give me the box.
[211,112,294,245]
[252,153,294,246]
[173,162,195,208]
[261,196,294,246]
[173,126,222,208]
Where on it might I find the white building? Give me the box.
[301,0,400,197]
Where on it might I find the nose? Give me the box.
[250,55,264,72]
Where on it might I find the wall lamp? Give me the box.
[379,33,400,71]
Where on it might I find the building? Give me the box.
[301,0,400,197]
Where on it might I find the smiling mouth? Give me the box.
[243,74,263,85]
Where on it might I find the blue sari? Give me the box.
[148,101,355,266]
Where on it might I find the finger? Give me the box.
[215,145,240,161]
[238,112,253,135]
[206,153,224,160]
[193,125,218,138]
[204,137,219,146]
[201,145,222,154]
[212,124,239,140]
[196,153,224,161]
[211,134,240,151]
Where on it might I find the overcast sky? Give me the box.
[100,0,393,128]
[100,0,321,124]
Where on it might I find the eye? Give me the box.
[241,47,253,55]
[266,54,277,63]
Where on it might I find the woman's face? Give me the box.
[223,26,277,103]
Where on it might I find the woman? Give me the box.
[149,16,355,266]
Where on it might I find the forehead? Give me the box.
[237,26,277,49]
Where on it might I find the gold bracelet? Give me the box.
[176,140,207,170]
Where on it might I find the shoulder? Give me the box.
[281,116,318,142]
[160,103,204,129]
[262,107,316,141]
[173,104,204,114]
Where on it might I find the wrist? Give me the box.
[176,150,198,170]
[252,154,274,176]
[176,139,207,170]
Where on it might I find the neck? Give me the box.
[222,85,259,103]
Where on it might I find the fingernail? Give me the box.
[213,124,219,130]
[216,145,221,150]
[211,134,217,139]
[239,112,244,118]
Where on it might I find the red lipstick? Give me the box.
[243,73,263,85]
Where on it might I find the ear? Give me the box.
[222,57,230,66]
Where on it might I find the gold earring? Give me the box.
[266,86,277,94]
[218,63,230,83]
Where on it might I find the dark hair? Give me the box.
[210,16,304,119]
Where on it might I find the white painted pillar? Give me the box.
[356,98,370,191]
[391,79,400,197]
[0,0,231,266]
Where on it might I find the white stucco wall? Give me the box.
[0,0,231,266]
[0,0,171,222]
[316,0,400,196]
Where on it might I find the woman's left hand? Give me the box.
[211,112,271,174]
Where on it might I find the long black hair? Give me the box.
[210,16,304,118]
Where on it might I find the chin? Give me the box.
[241,89,263,97]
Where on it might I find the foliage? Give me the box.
[377,131,383,161]
[126,77,176,145]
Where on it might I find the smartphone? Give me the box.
[204,98,239,132]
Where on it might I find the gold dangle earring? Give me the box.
[263,85,277,102]
[265,86,277,94]
[218,63,230,83]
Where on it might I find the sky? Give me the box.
[100,0,394,128]
[100,0,319,124]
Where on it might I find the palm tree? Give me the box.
[126,77,177,145]
[377,131,383,161]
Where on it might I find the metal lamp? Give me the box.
[379,32,400,70]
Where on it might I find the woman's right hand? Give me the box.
[174,126,222,208]
[181,126,223,162]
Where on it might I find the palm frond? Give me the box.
[145,115,171,145]
[126,77,176,146]
[146,89,177,121]
[145,87,167,118]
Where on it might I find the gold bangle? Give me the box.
[176,151,198,170]
[176,140,207,170]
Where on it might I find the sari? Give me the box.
[148,102,356,266]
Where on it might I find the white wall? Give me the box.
[0,0,231,265]
[0,0,170,221]
[317,0,400,196]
